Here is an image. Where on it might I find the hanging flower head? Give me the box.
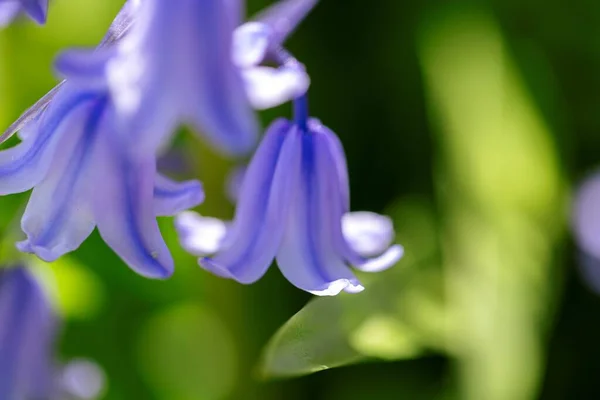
[0,3,203,278]
[59,0,315,155]
[176,95,404,296]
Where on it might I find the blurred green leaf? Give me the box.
[259,295,364,378]
[260,198,445,378]
[418,5,566,400]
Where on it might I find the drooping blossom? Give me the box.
[0,0,48,26]
[175,96,404,296]
[1,81,204,278]
[0,3,203,278]
[0,266,57,399]
[58,0,316,155]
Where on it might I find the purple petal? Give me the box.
[0,3,20,27]
[317,122,402,272]
[153,174,204,217]
[0,89,95,195]
[276,127,363,296]
[92,122,174,279]
[98,0,140,48]
[242,65,310,109]
[341,212,403,272]
[175,211,228,256]
[0,267,57,399]
[225,165,246,204]
[16,99,106,261]
[573,171,600,259]
[341,212,395,257]
[20,0,48,24]
[200,119,300,283]
[0,81,66,146]
[252,0,318,44]
[55,48,115,86]
[107,0,258,155]
[232,22,271,68]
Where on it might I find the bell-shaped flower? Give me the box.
[57,0,316,155]
[0,84,203,279]
[175,114,403,296]
[0,266,57,399]
[0,3,203,279]
[0,0,48,26]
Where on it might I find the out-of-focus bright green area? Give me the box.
[2,0,600,399]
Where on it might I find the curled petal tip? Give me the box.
[342,211,396,258]
[16,240,33,254]
[308,279,364,296]
[136,260,174,280]
[354,245,404,273]
[174,212,228,256]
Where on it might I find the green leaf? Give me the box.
[260,198,445,379]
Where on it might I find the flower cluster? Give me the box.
[0,0,403,295]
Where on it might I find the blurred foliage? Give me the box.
[1,0,600,399]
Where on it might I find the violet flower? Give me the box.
[0,0,48,26]
[2,82,204,278]
[0,266,57,399]
[0,4,203,278]
[58,0,315,155]
[176,95,403,296]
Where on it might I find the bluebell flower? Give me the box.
[0,82,204,278]
[0,266,57,399]
[57,0,315,155]
[175,97,404,296]
[0,2,204,278]
[0,0,48,26]
[573,170,600,261]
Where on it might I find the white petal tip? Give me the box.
[308,279,365,296]
[342,211,396,257]
[355,244,404,273]
[174,212,228,256]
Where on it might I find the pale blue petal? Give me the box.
[573,171,600,260]
[242,65,310,109]
[252,0,318,44]
[0,90,95,195]
[175,211,228,256]
[0,267,56,399]
[17,99,106,262]
[276,127,363,296]
[98,0,140,47]
[200,119,300,283]
[0,3,20,27]
[20,0,48,24]
[225,165,246,203]
[107,0,258,155]
[317,122,402,273]
[55,48,115,85]
[342,212,395,257]
[92,128,174,279]
[232,22,271,68]
[0,81,66,146]
[153,174,204,217]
